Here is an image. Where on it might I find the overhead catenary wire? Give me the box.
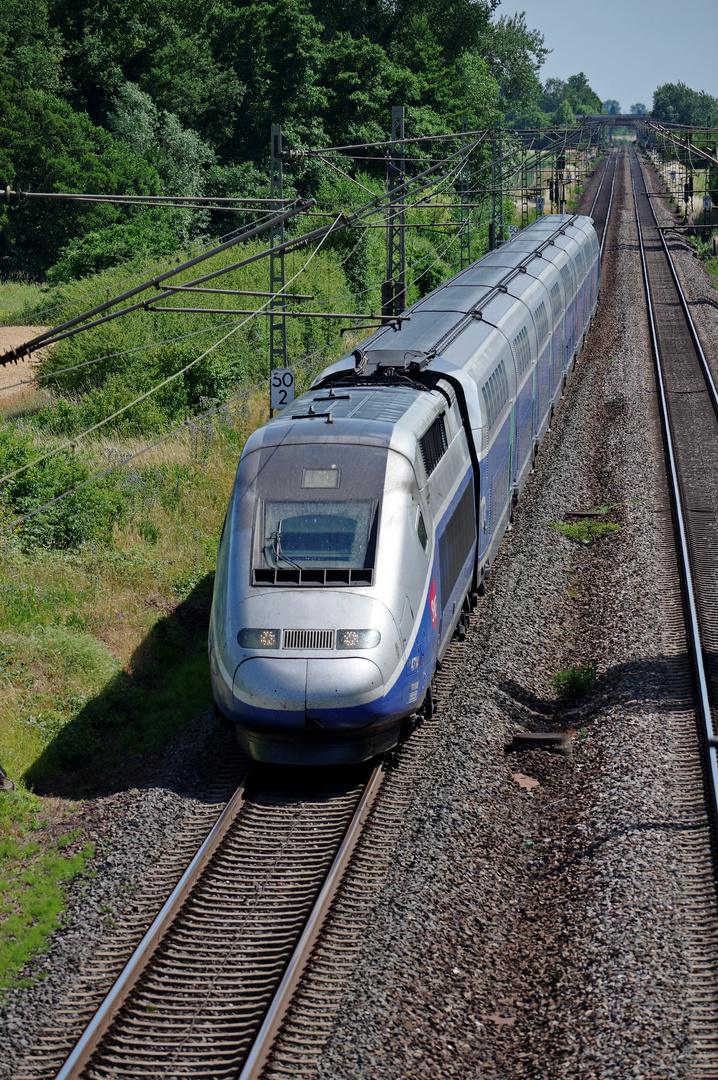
[0,316,259,394]
[1,146,486,395]
[0,326,353,539]
[2,138,480,365]
[0,201,313,365]
[0,215,344,490]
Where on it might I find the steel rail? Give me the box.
[630,150,718,832]
[589,151,618,257]
[54,772,253,1080]
[238,763,386,1080]
[635,152,718,410]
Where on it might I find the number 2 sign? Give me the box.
[270,368,295,411]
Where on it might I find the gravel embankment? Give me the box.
[313,150,718,1078]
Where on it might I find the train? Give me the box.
[208,213,600,764]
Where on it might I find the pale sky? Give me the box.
[505,0,718,112]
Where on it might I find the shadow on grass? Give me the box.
[25,572,218,798]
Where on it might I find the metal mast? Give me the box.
[459,115,472,270]
[269,123,287,414]
[382,106,406,318]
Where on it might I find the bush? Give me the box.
[550,662,597,701]
[0,426,125,548]
[551,519,621,544]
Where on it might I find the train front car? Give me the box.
[210,213,600,765]
[209,385,449,764]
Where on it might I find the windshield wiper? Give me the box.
[270,519,303,570]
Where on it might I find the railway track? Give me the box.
[630,147,718,805]
[630,146,718,1070]
[589,147,618,253]
[49,764,383,1079]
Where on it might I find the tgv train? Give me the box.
[209,214,600,764]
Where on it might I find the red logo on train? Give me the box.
[429,578,438,628]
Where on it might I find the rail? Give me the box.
[630,147,718,836]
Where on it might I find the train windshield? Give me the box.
[244,442,388,576]
[262,500,376,569]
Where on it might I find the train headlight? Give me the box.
[336,629,381,650]
[237,628,280,649]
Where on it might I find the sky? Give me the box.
[505,0,718,112]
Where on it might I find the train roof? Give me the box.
[318,214,596,387]
[241,381,450,473]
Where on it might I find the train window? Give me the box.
[419,415,448,475]
[417,510,428,551]
[549,282,562,321]
[481,359,509,429]
[512,326,532,373]
[261,500,377,569]
[575,246,585,279]
[559,263,572,298]
[534,302,549,344]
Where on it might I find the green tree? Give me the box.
[602,99,621,115]
[0,72,162,278]
[652,82,718,126]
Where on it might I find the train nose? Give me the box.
[234,656,384,724]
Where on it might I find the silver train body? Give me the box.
[209,214,600,764]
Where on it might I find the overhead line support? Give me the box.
[383,106,406,318]
[269,124,288,415]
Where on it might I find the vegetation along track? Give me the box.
[631,145,718,1064]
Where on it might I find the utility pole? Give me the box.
[490,123,504,250]
[269,123,287,415]
[382,106,406,318]
[460,115,472,270]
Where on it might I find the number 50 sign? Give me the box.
[270,368,295,411]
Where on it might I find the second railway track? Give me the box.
[630,146,718,807]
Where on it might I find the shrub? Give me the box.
[550,662,597,701]
[551,519,621,544]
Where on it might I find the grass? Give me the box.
[0,280,46,324]
[550,662,597,702]
[0,416,241,990]
[551,519,621,544]
[0,786,93,995]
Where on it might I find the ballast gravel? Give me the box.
[313,151,718,1077]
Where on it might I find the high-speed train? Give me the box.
[209,214,600,764]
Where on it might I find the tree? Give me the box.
[652,82,718,126]
[478,13,547,108]
[0,72,161,278]
[630,103,648,115]
[602,100,621,115]
[553,99,575,126]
